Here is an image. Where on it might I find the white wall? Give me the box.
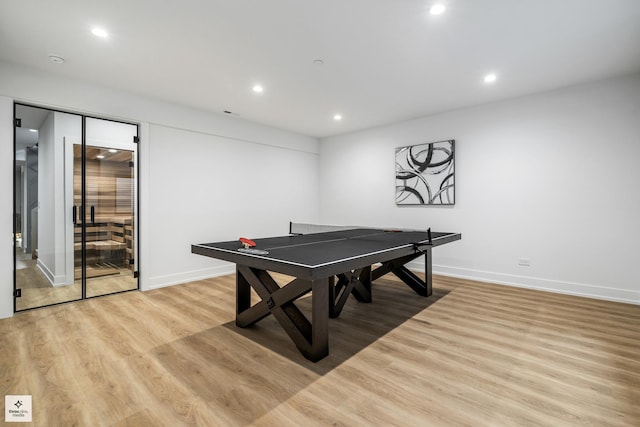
[36,112,56,282]
[319,73,640,304]
[0,96,13,317]
[0,61,320,319]
[35,111,82,286]
[144,124,319,289]
[54,112,81,285]
[86,117,138,143]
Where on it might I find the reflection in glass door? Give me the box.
[14,104,139,311]
[14,105,82,311]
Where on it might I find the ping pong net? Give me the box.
[288,222,360,235]
[289,222,434,248]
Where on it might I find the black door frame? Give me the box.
[13,102,141,312]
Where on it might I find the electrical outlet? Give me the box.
[518,258,531,267]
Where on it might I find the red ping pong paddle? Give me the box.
[239,237,256,249]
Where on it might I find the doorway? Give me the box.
[14,104,139,311]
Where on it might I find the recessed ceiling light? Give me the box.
[429,4,446,15]
[484,73,497,83]
[252,85,264,93]
[91,27,109,38]
[333,114,343,121]
[96,154,105,159]
[48,54,65,64]
[28,129,37,133]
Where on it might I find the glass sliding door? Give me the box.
[14,105,139,311]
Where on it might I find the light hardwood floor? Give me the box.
[1,273,638,426]
[15,247,137,311]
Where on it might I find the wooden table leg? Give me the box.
[234,265,330,362]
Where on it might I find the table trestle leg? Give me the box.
[371,249,433,297]
[329,267,372,318]
[235,265,329,361]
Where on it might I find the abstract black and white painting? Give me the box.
[395,140,455,205]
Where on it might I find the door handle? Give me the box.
[90,205,95,225]
[73,205,77,224]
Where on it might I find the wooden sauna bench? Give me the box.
[74,215,134,279]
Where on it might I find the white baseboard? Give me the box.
[36,259,55,287]
[35,260,73,287]
[406,261,639,305]
[143,264,235,291]
[143,261,639,306]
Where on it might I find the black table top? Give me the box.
[192,228,461,280]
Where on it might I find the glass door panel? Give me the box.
[14,105,82,311]
[84,117,138,298]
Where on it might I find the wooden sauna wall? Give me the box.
[73,145,135,271]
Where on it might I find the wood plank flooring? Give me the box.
[14,268,137,312]
[1,274,639,426]
[15,246,137,311]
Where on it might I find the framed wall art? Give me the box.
[395,139,455,205]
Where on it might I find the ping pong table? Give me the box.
[192,227,461,361]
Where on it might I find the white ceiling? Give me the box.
[1,0,640,138]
